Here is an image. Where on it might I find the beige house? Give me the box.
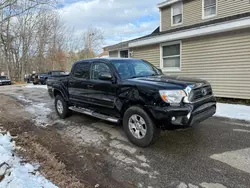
[105,0,250,100]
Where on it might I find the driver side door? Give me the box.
[88,61,117,115]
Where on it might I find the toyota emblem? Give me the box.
[201,88,207,96]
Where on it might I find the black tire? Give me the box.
[123,106,160,147]
[55,95,71,119]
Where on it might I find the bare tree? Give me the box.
[0,0,56,80]
[0,1,105,81]
[82,27,104,58]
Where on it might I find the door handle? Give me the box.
[87,85,94,88]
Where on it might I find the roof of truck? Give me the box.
[78,58,141,62]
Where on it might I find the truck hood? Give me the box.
[126,75,208,89]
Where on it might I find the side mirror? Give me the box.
[157,68,163,73]
[99,72,112,81]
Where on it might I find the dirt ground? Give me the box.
[0,85,250,188]
[0,95,125,188]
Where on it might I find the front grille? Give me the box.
[189,85,213,101]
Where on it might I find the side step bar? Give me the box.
[69,106,119,123]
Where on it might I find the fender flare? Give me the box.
[52,84,69,102]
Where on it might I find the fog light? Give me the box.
[187,113,191,119]
[172,117,176,122]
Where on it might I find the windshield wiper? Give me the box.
[129,76,143,79]
[149,73,158,76]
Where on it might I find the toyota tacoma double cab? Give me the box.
[47,58,216,147]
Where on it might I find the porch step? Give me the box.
[69,106,119,123]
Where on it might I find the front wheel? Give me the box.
[55,95,71,119]
[123,106,160,147]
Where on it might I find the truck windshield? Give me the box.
[111,59,162,79]
[0,76,7,80]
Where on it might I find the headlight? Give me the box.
[159,90,186,104]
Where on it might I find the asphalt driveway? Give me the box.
[0,85,249,188]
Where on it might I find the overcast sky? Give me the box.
[57,0,162,48]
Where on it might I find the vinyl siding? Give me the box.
[132,29,250,99]
[109,50,118,57]
[161,7,171,32]
[168,29,250,99]
[131,45,160,68]
[161,0,250,31]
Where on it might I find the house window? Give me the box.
[171,2,183,26]
[161,42,181,71]
[120,50,129,58]
[203,0,216,19]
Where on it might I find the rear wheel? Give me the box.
[123,106,160,147]
[55,95,71,119]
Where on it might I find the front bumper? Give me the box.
[33,78,40,84]
[149,96,216,129]
[0,81,11,85]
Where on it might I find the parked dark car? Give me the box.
[47,58,216,147]
[24,74,37,83]
[0,76,11,85]
[33,71,66,85]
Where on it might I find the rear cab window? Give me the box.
[73,62,90,79]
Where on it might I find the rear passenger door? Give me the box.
[68,62,92,106]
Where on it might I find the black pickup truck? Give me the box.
[47,58,216,147]
[33,71,67,85]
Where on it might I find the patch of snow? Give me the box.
[109,150,137,164]
[25,103,52,127]
[141,163,150,168]
[188,184,199,188]
[233,129,250,133]
[210,148,250,174]
[136,155,147,162]
[25,84,47,90]
[0,132,57,188]
[177,182,188,188]
[215,103,250,121]
[137,183,143,188]
[17,96,32,103]
[134,167,149,175]
[133,166,159,179]
[109,140,136,154]
[200,182,227,188]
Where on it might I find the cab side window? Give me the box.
[73,62,90,79]
[91,62,110,80]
